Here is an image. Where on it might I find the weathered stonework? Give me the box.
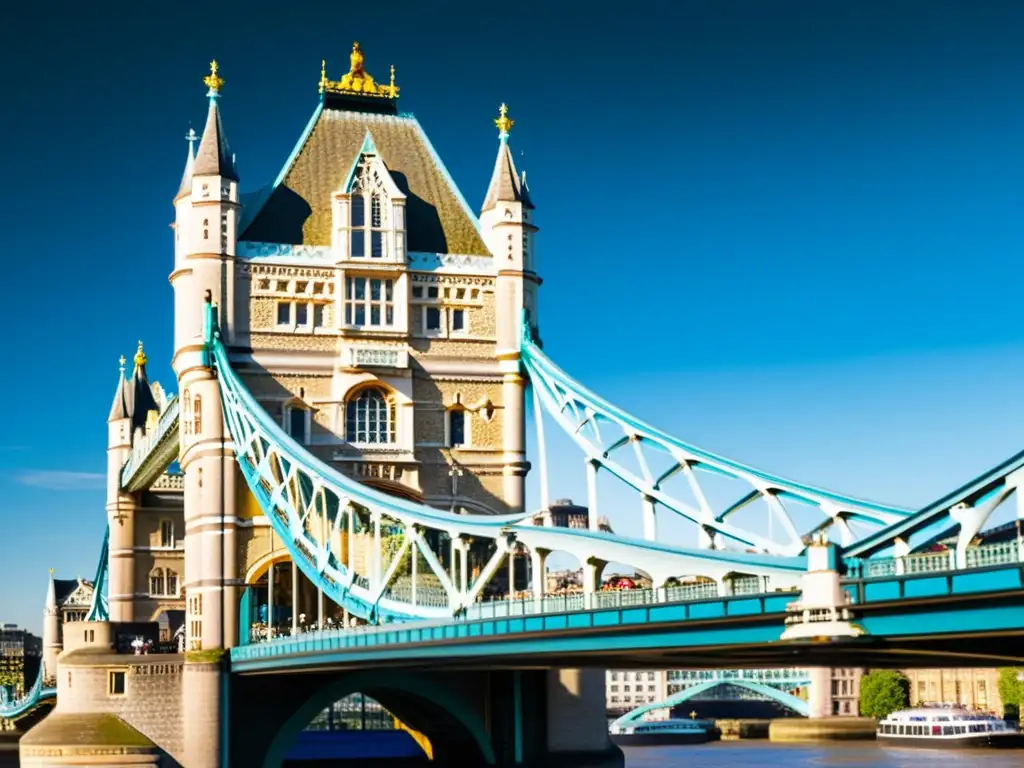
[248,332,337,352]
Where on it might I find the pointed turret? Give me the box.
[42,568,60,681]
[175,128,197,201]
[193,61,238,181]
[45,568,56,614]
[129,341,160,434]
[108,356,130,422]
[481,104,534,213]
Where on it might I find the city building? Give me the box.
[903,668,1005,714]
[606,670,669,714]
[828,667,862,716]
[0,624,42,697]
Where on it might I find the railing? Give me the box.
[119,395,180,487]
[848,539,1021,579]
[668,668,809,685]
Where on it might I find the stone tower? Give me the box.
[478,104,539,512]
[171,61,241,653]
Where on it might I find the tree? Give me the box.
[997,668,1023,720]
[859,670,909,719]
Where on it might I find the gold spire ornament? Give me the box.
[118,355,126,372]
[319,42,399,100]
[495,103,514,137]
[204,60,224,94]
[134,341,147,368]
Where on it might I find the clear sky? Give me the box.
[4,0,1024,633]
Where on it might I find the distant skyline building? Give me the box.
[0,623,42,698]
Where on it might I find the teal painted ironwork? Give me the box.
[202,302,808,628]
[85,525,109,622]
[519,318,911,556]
[0,667,56,721]
[231,563,1024,671]
[612,678,810,726]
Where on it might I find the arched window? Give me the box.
[348,163,386,259]
[447,408,467,448]
[149,568,165,596]
[193,394,202,434]
[165,570,179,597]
[345,388,395,444]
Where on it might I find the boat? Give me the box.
[609,718,719,746]
[877,707,1024,748]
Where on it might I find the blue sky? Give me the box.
[4,1,1024,632]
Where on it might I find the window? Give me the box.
[160,520,174,548]
[425,307,441,332]
[108,671,126,696]
[166,570,178,596]
[448,409,466,448]
[296,303,308,326]
[345,388,395,444]
[348,184,386,259]
[412,286,423,299]
[344,277,394,328]
[427,287,439,299]
[451,308,466,333]
[287,405,308,443]
[193,394,202,434]
[149,569,165,596]
[313,305,325,329]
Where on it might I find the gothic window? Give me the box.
[344,276,394,328]
[348,163,387,259]
[159,519,174,548]
[149,568,165,596]
[345,388,395,444]
[203,218,209,240]
[193,394,202,434]
[447,409,466,448]
[166,570,179,596]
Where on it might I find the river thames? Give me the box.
[622,742,1024,766]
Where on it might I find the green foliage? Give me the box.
[859,670,910,719]
[998,668,1023,719]
[185,648,226,665]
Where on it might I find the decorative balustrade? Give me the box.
[345,346,408,369]
[119,396,180,488]
[847,539,1021,579]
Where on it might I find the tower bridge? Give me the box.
[15,43,1024,768]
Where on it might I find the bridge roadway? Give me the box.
[231,560,1024,674]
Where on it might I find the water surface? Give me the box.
[623,742,1023,766]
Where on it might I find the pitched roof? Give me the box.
[108,371,130,423]
[482,140,534,213]
[241,107,489,256]
[193,98,238,181]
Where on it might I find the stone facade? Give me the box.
[903,667,1005,714]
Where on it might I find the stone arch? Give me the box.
[244,549,294,585]
[261,669,495,768]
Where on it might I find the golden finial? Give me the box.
[204,59,224,94]
[134,340,147,368]
[118,355,126,372]
[49,568,54,574]
[495,103,514,138]
[320,43,398,100]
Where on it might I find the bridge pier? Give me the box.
[228,666,622,768]
[183,658,225,768]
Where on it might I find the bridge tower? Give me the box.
[478,103,539,513]
[171,60,241,655]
